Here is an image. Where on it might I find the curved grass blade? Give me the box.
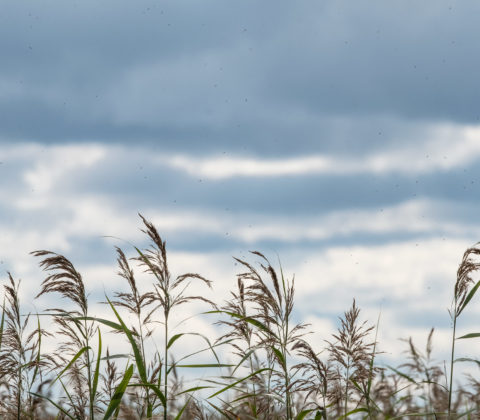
[52,346,90,385]
[387,365,417,384]
[106,297,147,382]
[272,346,286,370]
[337,407,369,420]
[455,357,480,368]
[128,382,167,408]
[206,401,236,420]
[366,311,381,407]
[103,364,134,420]
[350,377,382,413]
[106,297,157,413]
[456,408,477,418]
[135,246,162,282]
[167,333,184,349]
[59,377,76,415]
[223,392,259,404]
[175,363,233,368]
[205,310,278,339]
[74,316,136,335]
[177,385,213,396]
[29,392,76,420]
[174,396,193,420]
[172,339,232,367]
[458,280,480,316]
[0,300,5,353]
[31,314,42,387]
[91,327,102,405]
[167,332,223,375]
[208,367,271,399]
[231,347,259,375]
[101,353,131,361]
[457,332,480,340]
[391,413,448,419]
[295,408,316,420]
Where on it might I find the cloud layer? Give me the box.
[2,0,480,370]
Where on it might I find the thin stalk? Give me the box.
[323,388,328,420]
[280,266,292,420]
[14,285,24,420]
[283,316,292,420]
[138,317,152,418]
[84,317,94,420]
[17,363,21,420]
[248,361,258,417]
[164,311,169,420]
[448,314,457,419]
[266,353,273,419]
[246,333,258,418]
[366,312,381,419]
[344,360,350,419]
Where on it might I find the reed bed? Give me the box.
[1,215,480,419]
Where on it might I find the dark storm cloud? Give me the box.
[1,0,479,154]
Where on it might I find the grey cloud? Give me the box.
[261,1,480,122]
[1,0,479,152]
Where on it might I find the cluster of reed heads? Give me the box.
[1,215,480,419]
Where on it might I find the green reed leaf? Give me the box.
[167,333,184,349]
[455,357,480,368]
[208,367,271,399]
[74,316,136,335]
[387,365,417,384]
[205,310,278,339]
[91,327,102,405]
[0,300,5,354]
[206,401,236,420]
[457,332,480,339]
[177,385,213,395]
[458,280,480,316]
[174,396,193,420]
[128,382,167,408]
[30,314,42,387]
[295,408,316,420]
[52,346,90,385]
[107,297,147,383]
[337,407,369,420]
[175,363,233,368]
[272,346,286,370]
[29,391,76,420]
[103,364,134,420]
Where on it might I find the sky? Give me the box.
[2,0,480,371]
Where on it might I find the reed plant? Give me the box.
[0,217,479,419]
[0,274,52,419]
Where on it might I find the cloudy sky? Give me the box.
[2,0,480,368]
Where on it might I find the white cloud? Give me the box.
[160,123,480,179]
[292,237,464,302]
[141,198,478,244]
[22,143,106,193]
[2,141,480,372]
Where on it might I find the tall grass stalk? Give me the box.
[110,246,153,417]
[134,214,214,419]
[33,250,97,418]
[328,299,375,418]
[448,245,480,418]
[222,252,306,420]
[0,274,51,419]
